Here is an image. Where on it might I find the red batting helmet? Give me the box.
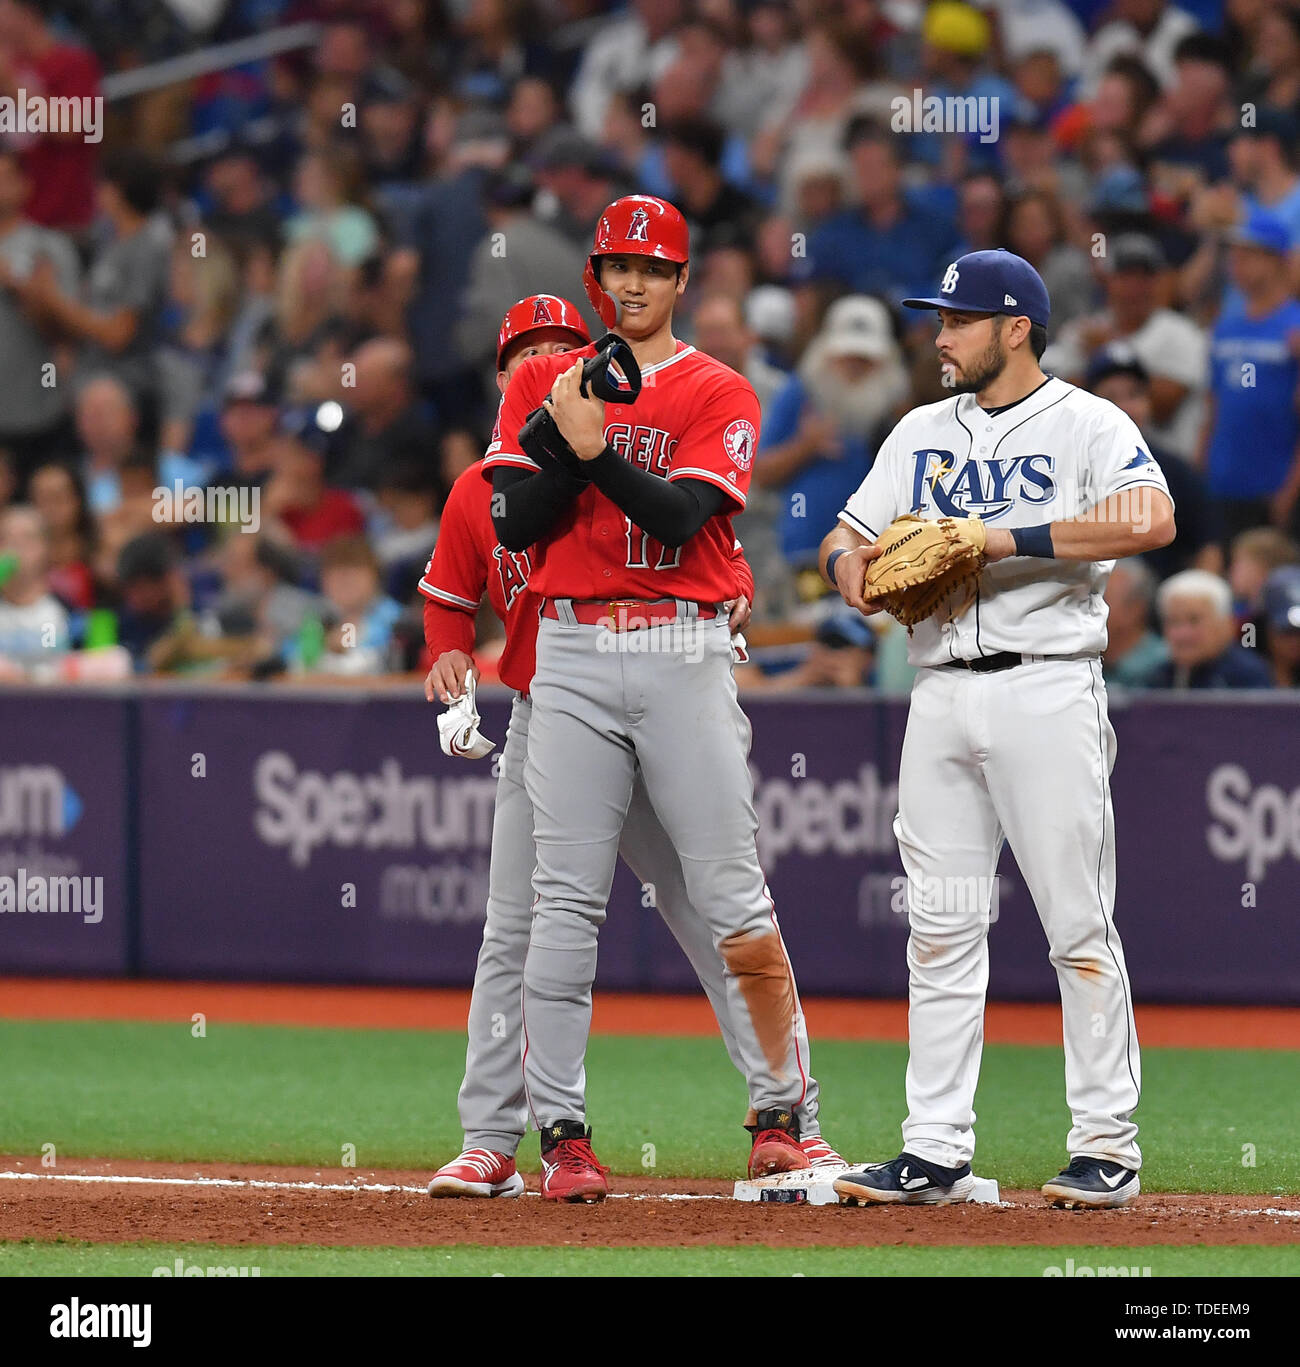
[496,294,591,370]
[584,195,690,329]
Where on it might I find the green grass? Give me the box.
[2,1240,1296,1277]
[0,1021,1297,1194]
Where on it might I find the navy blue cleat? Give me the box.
[833,1152,975,1206]
[1041,1157,1139,1209]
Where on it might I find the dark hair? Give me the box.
[117,532,176,584]
[1001,188,1066,252]
[842,114,898,160]
[1028,322,1048,359]
[1102,54,1161,119]
[30,461,94,546]
[101,150,164,216]
[664,117,725,169]
[378,458,439,497]
[1173,32,1232,71]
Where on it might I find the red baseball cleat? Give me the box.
[747,1107,813,1178]
[539,1120,610,1203]
[427,1148,525,1198]
[799,1135,848,1168]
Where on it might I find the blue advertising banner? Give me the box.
[0,689,131,974]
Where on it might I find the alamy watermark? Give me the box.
[891,89,1000,145]
[0,868,102,924]
[153,481,261,533]
[0,90,102,143]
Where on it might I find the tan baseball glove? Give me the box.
[861,514,988,628]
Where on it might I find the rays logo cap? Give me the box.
[903,248,1050,327]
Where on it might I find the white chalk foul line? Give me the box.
[0,1171,724,1201]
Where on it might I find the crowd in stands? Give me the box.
[1,0,1299,692]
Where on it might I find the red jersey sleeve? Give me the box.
[423,596,475,660]
[482,357,550,474]
[666,374,760,512]
[731,541,755,603]
[417,470,489,614]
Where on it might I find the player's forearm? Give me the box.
[586,448,725,546]
[986,490,1176,562]
[490,464,588,551]
[819,522,868,585]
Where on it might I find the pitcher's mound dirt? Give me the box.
[1,1157,1296,1249]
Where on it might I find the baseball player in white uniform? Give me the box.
[820,250,1176,1209]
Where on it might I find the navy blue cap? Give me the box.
[816,609,876,651]
[1085,342,1150,389]
[903,249,1051,327]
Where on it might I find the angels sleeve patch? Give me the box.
[723,418,756,471]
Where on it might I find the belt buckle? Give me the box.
[607,600,641,631]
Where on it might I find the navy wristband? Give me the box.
[826,548,848,586]
[1011,523,1055,558]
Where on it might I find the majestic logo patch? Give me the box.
[532,296,554,325]
[723,419,756,471]
[628,207,650,242]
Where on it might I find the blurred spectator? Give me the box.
[157,235,241,454]
[0,504,70,678]
[1046,233,1207,460]
[0,447,17,514]
[506,76,564,160]
[1141,34,1236,197]
[797,118,961,306]
[112,532,187,674]
[333,338,439,494]
[263,419,365,551]
[454,166,594,375]
[691,290,793,621]
[1002,189,1097,330]
[0,148,79,481]
[1227,109,1300,254]
[1081,0,1201,95]
[1150,567,1273,687]
[221,234,280,384]
[373,458,440,601]
[201,150,284,250]
[530,126,624,247]
[395,107,505,424]
[741,608,874,690]
[662,118,762,256]
[568,0,685,140]
[1261,565,1300,686]
[1086,345,1218,575]
[202,532,323,664]
[360,85,425,187]
[0,0,102,232]
[716,1,809,137]
[1102,557,1169,686]
[218,372,281,489]
[75,376,140,518]
[32,151,173,420]
[756,295,908,579]
[308,534,403,675]
[955,171,1007,256]
[28,462,95,612]
[1226,526,1300,626]
[1237,4,1300,122]
[286,149,381,268]
[1198,212,1300,541]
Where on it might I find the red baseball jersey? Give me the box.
[482,340,759,603]
[420,461,756,694]
[419,460,540,694]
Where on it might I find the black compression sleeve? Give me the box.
[490,464,588,552]
[585,445,728,546]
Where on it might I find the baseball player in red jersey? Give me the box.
[423,296,840,1199]
[483,198,818,1201]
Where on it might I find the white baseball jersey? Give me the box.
[839,376,1173,667]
